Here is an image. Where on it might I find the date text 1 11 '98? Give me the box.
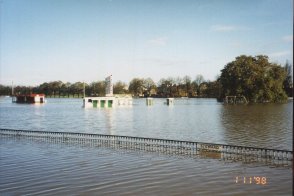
[235,176,267,185]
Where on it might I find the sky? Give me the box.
[0,0,293,86]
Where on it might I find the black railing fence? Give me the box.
[0,128,292,167]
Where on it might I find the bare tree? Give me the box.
[194,75,205,97]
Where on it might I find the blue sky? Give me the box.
[0,0,293,85]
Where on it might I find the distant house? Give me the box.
[13,94,45,103]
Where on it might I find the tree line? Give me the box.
[0,55,292,102]
[0,75,219,98]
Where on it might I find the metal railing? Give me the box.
[0,128,292,166]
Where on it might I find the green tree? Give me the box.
[64,82,71,97]
[114,81,128,94]
[71,82,84,97]
[13,85,32,95]
[51,81,63,97]
[96,81,106,96]
[128,78,144,96]
[88,81,102,96]
[220,55,287,103]
[39,82,50,96]
[202,80,220,98]
[0,84,11,95]
[283,61,293,97]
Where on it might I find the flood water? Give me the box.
[0,97,292,195]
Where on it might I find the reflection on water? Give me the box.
[0,136,292,196]
[0,97,292,195]
[0,97,292,150]
[220,102,293,150]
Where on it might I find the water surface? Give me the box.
[0,97,292,195]
[0,136,292,196]
[0,97,292,149]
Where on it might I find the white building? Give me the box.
[83,75,132,108]
[83,96,132,108]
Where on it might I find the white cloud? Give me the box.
[148,37,168,46]
[210,25,250,32]
[210,25,238,32]
[282,35,293,42]
[269,50,291,57]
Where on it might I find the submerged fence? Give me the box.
[0,128,292,166]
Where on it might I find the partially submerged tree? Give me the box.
[283,60,293,97]
[219,55,287,103]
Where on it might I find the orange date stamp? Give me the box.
[235,176,267,185]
